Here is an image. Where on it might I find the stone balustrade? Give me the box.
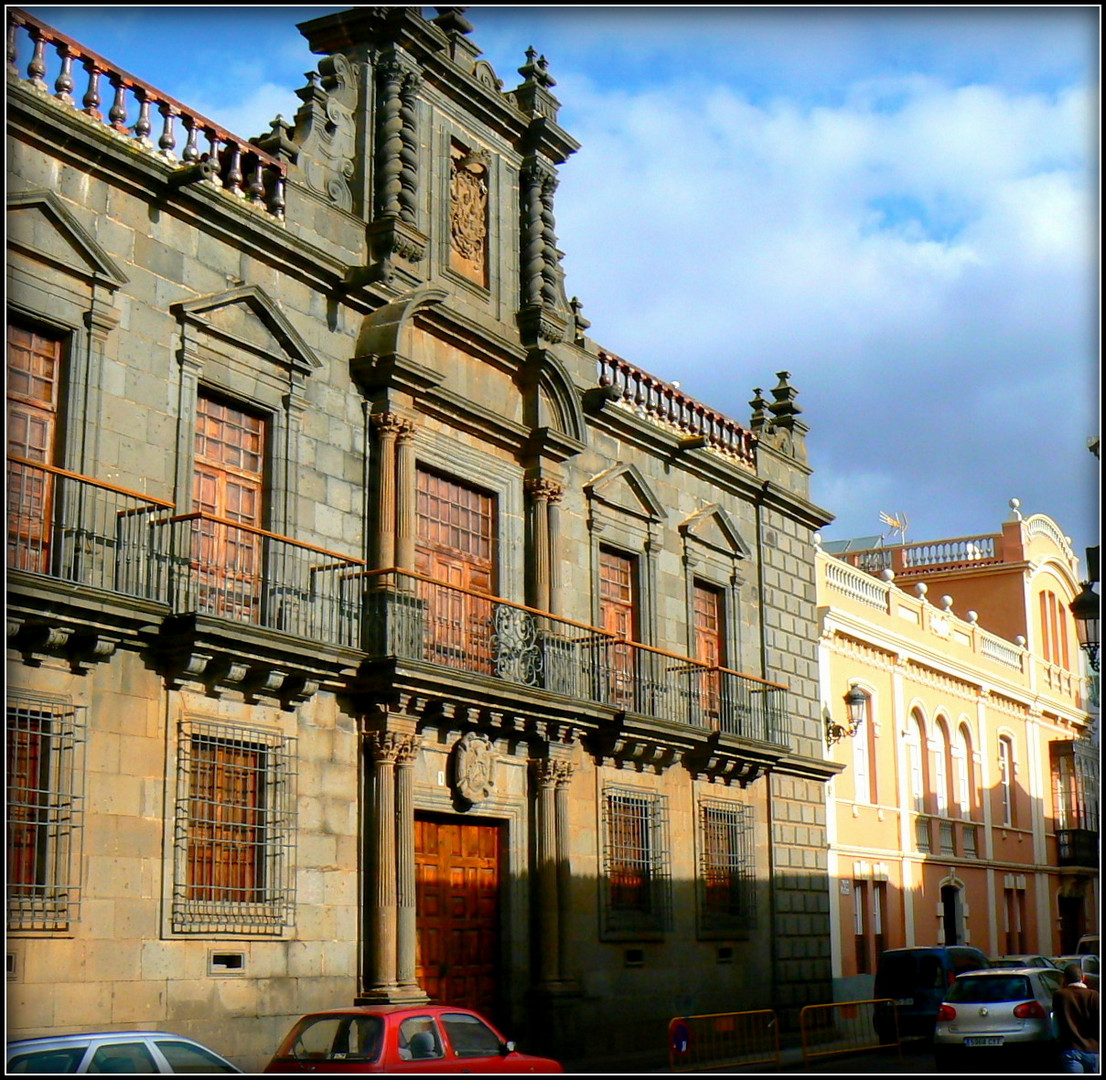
[8,8,287,219]
[596,350,757,466]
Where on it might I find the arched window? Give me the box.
[998,735,1016,827]
[954,724,974,819]
[905,711,926,814]
[933,720,950,816]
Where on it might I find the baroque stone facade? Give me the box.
[6,7,836,1070]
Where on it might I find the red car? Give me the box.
[264,1004,563,1074]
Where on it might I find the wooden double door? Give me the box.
[414,814,501,1018]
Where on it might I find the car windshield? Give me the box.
[8,1047,88,1073]
[947,975,1032,1004]
[282,1016,384,1063]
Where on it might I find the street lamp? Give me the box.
[1070,545,1100,673]
[826,684,870,746]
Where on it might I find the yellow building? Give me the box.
[817,505,1097,1000]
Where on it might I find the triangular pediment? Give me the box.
[7,189,128,287]
[173,286,321,376]
[585,463,665,522]
[680,504,749,560]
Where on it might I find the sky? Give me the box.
[21,5,1101,570]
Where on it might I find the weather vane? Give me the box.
[879,511,908,543]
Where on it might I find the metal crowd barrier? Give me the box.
[799,998,901,1067]
[668,1009,780,1072]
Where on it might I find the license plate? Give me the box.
[964,1037,1004,1047]
[895,998,912,1006]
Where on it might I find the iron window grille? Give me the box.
[697,799,756,935]
[172,720,296,935]
[600,785,672,935]
[7,695,87,932]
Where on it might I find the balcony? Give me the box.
[8,458,789,745]
[359,569,788,744]
[1056,829,1098,869]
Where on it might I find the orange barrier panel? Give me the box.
[668,1009,780,1072]
[799,998,902,1066]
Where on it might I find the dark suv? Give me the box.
[873,945,990,1040]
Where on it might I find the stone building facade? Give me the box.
[818,509,1097,1001]
[6,7,837,1070]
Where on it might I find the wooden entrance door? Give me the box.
[414,815,500,1017]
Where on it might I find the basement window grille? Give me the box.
[172,719,296,935]
[698,799,756,934]
[600,785,672,936]
[6,695,87,932]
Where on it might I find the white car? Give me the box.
[7,1031,241,1073]
[933,966,1062,1072]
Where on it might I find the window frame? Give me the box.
[696,797,756,938]
[600,784,673,938]
[171,718,297,936]
[6,693,87,933]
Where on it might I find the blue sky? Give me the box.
[21,5,1101,570]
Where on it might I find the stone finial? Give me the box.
[914,582,928,599]
[1015,635,1027,647]
[966,610,978,624]
[518,45,556,88]
[749,387,769,431]
[767,370,802,423]
[1008,497,1022,521]
[570,296,590,343]
[879,568,895,582]
[813,532,822,548]
[940,595,953,612]
[433,7,475,35]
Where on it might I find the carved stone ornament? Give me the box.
[450,152,488,260]
[452,731,496,804]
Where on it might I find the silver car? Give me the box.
[933,966,1062,1072]
[7,1031,241,1073]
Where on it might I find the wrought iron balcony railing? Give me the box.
[1056,828,1099,868]
[153,513,366,646]
[359,569,789,743]
[8,458,790,741]
[7,455,173,596]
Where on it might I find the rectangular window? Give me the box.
[601,786,671,935]
[173,720,296,935]
[7,323,62,574]
[698,799,755,936]
[192,394,266,622]
[854,880,869,974]
[873,881,886,961]
[7,696,86,931]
